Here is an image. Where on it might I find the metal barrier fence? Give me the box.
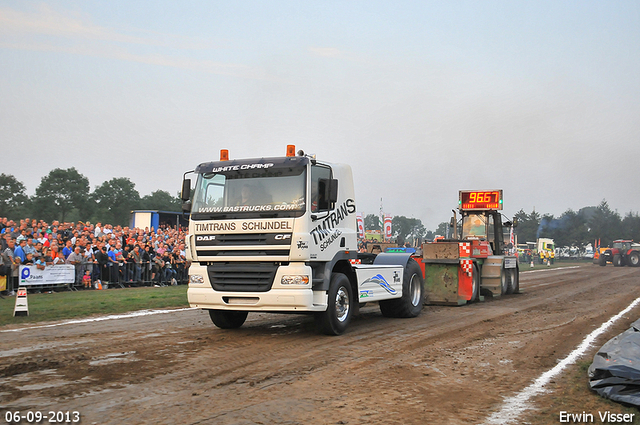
[70,260,189,289]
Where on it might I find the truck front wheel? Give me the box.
[379,259,424,318]
[613,254,623,267]
[208,310,248,329]
[315,273,353,335]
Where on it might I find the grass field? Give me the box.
[0,285,189,327]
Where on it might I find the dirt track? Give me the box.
[1,264,640,424]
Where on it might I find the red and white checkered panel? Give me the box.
[349,259,362,265]
[459,242,471,257]
[460,259,473,277]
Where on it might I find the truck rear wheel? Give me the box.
[315,273,353,335]
[598,256,606,266]
[628,251,640,267]
[208,310,248,329]
[500,266,509,295]
[613,254,623,267]
[379,259,424,318]
[507,268,519,294]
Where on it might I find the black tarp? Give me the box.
[589,318,640,406]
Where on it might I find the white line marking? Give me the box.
[520,266,581,275]
[482,296,640,425]
[0,307,197,333]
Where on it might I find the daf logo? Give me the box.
[196,235,216,241]
[274,234,292,240]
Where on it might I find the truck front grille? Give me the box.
[197,249,289,257]
[207,262,278,292]
[213,234,268,245]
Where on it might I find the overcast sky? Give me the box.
[1,1,639,229]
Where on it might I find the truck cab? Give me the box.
[182,147,423,334]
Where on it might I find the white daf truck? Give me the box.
[181,146,423,335]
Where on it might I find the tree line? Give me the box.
[513,201,640,248]
[4,168,638,247]
[363,200,640,248]
[0,169,181,226]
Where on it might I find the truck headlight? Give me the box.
[281,275,310,285]
[189,274,205,284]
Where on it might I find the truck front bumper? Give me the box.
[187,262,328,312]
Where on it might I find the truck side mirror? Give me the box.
[181,178,191,202]
[328,179,338,203]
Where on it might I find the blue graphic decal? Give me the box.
[21,268,31,279]
[362,274,397,295]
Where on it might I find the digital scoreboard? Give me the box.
[459,190,503,210]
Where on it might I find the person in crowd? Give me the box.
[94,222,102,238]
[14,237,27,263]
[38,247,53,267]
[122,245,132,281]
[35,252,47,270]
[141,244,152,283]
[95,245,110,284]
[128,245,143,283]
[1,238,19,295]
[50,244,64,264]
[152,250,164,284]
[162,249,177,284]
[173,245,187,283]
[1,232,11,252]
[34,241,43,258]
[82,269,92,289]
[106,245,118,283]
[66,246,85,285]
[24,237,38,257]
[62,240,74,259]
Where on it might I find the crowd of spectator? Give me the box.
[0,217,189,295]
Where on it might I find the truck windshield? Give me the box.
[462,213,488,239]
[191,166,306,219]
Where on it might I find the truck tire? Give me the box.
[599,256,606,266]
[509,267,520,294]
[470,263,480,302]
[628,251,640,267]
[500,266,509,295]
[379,259,424,318]
[613,254,623,267]
[315,273,353,335]
[208,310,248,329]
